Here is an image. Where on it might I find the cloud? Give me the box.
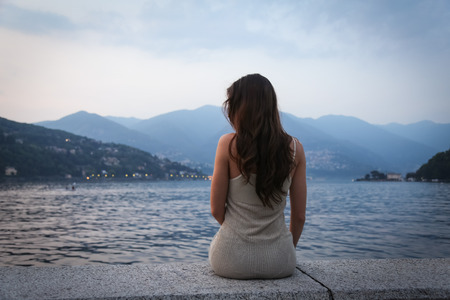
[0,0,449,124]
[0,3,76,34]
[3,0,449,58]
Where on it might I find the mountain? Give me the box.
[281,113,386,177]
[0,117,202,180]
[128,106,378,177]
[131,105,229,145]
[129,105,232,169]
[378,121,450,152]
[36,111,165,155]
[105,116,143,128]
[35,106,450,178]
[301,115,439,173]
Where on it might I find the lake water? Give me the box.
[0,180,449,267]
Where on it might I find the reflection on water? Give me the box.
[0,180,449,266]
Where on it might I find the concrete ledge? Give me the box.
[0,258,448,300]
[297,258,450,300]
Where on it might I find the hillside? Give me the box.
[0,117,203,180]
[412,149,450,181]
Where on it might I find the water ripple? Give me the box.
[0,180,449,266]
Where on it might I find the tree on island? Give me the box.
[370,170,387,180]
[357,170,387,181]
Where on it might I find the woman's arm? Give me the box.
[210,134,232,225]
[289,139,307,247]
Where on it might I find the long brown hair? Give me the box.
[223,74,294,208]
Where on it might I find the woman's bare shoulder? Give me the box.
[216,133,235,155]
[218,133,235,145]
[294,138,305,163]
[221,132,235,140]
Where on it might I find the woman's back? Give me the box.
[224,174,290,241]
[209,173,296,279]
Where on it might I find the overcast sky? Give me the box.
[0,0,449,124]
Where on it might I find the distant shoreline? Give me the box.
[353,178,449,183]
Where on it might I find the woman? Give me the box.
[209,74,307,279]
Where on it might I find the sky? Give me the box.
[0,0,449,125]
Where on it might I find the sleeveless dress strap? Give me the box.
[292,137,297,161]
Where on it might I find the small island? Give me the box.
[355,149,450,183]
[354,170,403,182]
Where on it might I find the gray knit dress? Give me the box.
[208,174,296,279]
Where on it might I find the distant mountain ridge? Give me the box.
[35,106,449,178]
[105,115,143,128]
[37,111,165,155]
[377,121,450,152]
[301,115,438,173]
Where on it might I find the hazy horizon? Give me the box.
[1,1,449,125]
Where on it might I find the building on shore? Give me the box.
[387,173,402,181]
[5,167,18,176]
